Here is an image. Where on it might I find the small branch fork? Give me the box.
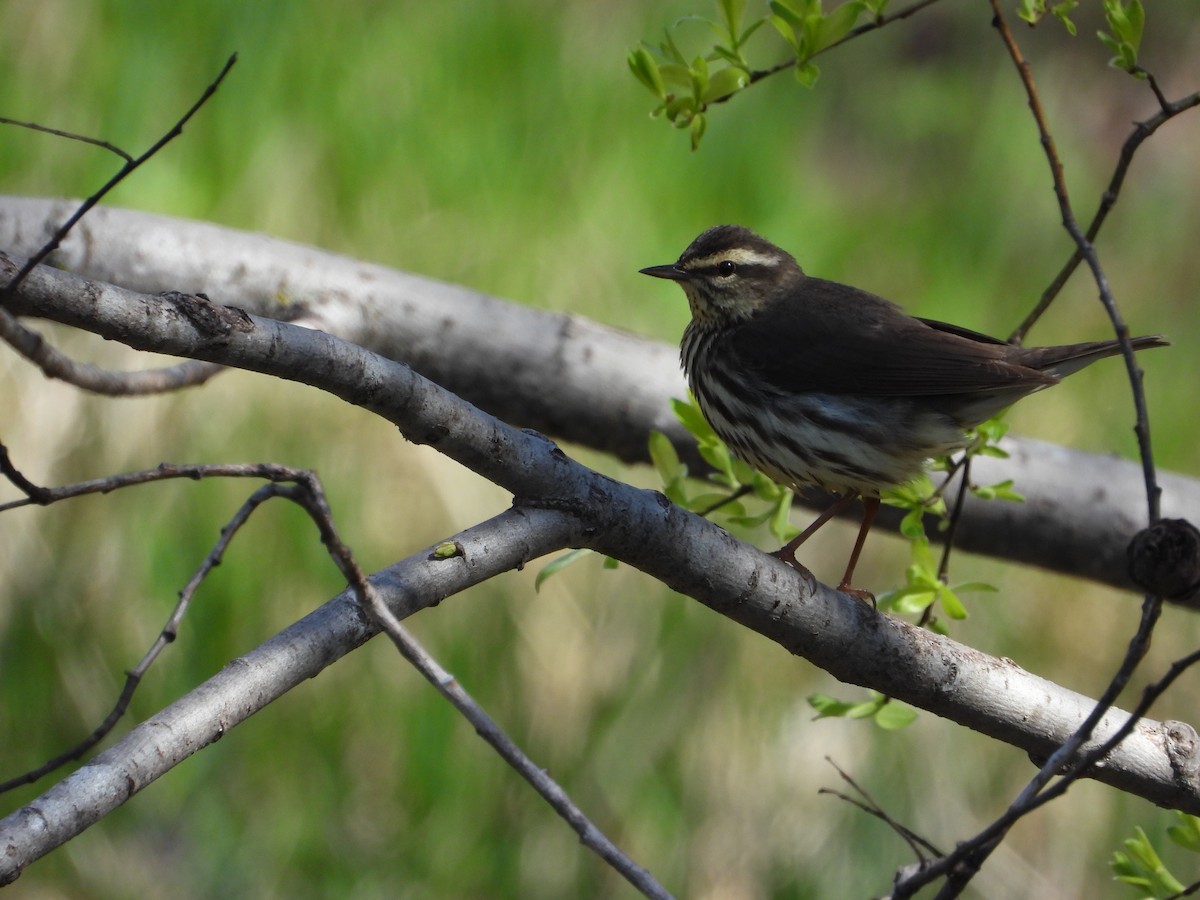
[0,55,237,396]
[0,449,671,899]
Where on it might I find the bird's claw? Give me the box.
[836,582,877,608]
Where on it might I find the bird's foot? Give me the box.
[771,549,819,593]
[836,582,877,608]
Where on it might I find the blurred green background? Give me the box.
[1,1,1198,897]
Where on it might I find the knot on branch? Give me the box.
[1127,518,1200,605]
[1163,720,1200,783]
[163,291,253,338]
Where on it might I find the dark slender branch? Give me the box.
[1165,876,1200,900]
[899,591,1166,898]
[0,309,223,393]
[936,456,972,585]
[0,56,235,396]
[0,54,235,298]
[0,116,133,162]
[0,460,309,514]
[1008,81,1200,345]
[821,758,943,862]
[0,504,586,886]
[0,441,51,504]
[364,589,673,899]
[694,483,753,517]
[0,463,333,791]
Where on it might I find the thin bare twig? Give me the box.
[0,441,51,504]
[1009,81,1200,344]
[0,55,236,395]
[0,116,133,162]
[0,462,326,791]
[821,758,943,863]
[935,456,971,585]
[363,592,673,900]
[0,54,235,295]
[0,312,223,394]
[985,6,1166,525]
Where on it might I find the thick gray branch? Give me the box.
[2,254,1198,843]
[1,197,1193,589]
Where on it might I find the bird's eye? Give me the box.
[717,260,737,277]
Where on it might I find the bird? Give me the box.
[641,224,1167,595]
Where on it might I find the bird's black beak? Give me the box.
[639,264,690,281]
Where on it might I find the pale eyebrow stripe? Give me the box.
[690,247,781,268]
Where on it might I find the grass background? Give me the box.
[0,1,1198,897]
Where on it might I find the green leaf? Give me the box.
[949,581,998,595]
[769,490,800,542]
[672,396,716,440]
[648,430,685,485]
[937,584,969,620]
[1168,813,1200,853]
[1017,0,1042,26]
[659,28,688,66]
[702,65,749,102]
[970,479,1025,503]
[793,60,820,87]
[747,468,780,497]
[808,693,858,718]
[1109,826,1187,896]
[664,94,697,125]
[874,700,918,730]
[711,45,744,67]
[718,0,747,38]
[690,493,745,516]
[974,415,1010,443]
[812,2,864,53]
[535,548,593,591]
[769,16,800,57]
[845,698,885,719]
[738,17,767,46]
[1052,1,1078,35]
[1099,0,1145,74]
[768,2,805,33]
[658,62,695,90]
[898,507,926,541]
[991,480,1025,502]
[698,439,738,487]
[726,506,778,529]
[889,589,936,615]
[628,47,666,98]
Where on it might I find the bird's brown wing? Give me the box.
[727,277,1053,398]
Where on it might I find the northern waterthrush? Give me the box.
[641,224,1167,594]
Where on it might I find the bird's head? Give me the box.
[640,225,804,328]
